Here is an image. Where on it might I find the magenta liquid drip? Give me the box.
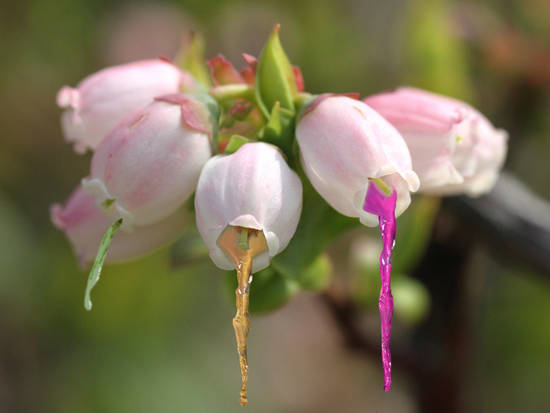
[363,182,397,392]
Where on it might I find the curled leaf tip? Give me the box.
[83,218,123,311]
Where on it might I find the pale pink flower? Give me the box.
[57,59,198,153]
[83,94,214,229]
[194,142,302,273]
[363,87,508,196]
[296,95,419,227]
[51,185,188,267]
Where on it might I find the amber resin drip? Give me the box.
[218,226,267,406]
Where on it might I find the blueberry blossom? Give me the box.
[57,59,199,153]
[194,141,302,405]
[194,142,302,274]
[83,93,217,229]
[296,95,420,227]
[51,185,188,266]
[363,87,508,196]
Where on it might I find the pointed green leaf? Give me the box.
[84,218,123,311]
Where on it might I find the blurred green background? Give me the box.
[1,0,550,411]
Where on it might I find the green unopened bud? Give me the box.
[392,276,430,325]
[255,24,297,117]
[175,31,211,88]
[295,253,332,291]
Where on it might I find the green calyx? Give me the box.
[258,102,295,159]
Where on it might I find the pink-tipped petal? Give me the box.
[87,95,213,228]
[297,96,418,227]
[364,87,508,195]
[56,59,198,153]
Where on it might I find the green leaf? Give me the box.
[255,24,297,117]
[84,218,123,311]
[175,31,211,89]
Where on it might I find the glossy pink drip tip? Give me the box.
[363,182,397,392]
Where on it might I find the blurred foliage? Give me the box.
[1,0,550,411]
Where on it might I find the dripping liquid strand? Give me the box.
[363,179,397,392]
[378,213,396,392]
[233,249,252,405]
[218,226,267,406]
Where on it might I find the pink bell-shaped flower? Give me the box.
[194,142,302,273]
[296,95,419,227]
[57,59,199,153]
[51,185,188,267]
[83,94,215,229]
[363,87,508,196]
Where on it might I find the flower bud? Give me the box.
[296,95,420,227]
[51,185,188,267]
[194,142,302,273]
[363,87,508,196]
[83,94,216,229]
[57,59,198,153]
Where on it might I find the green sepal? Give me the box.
[84,218,123,311]
[295,93,316,118]
[175,32,212,88]
[223,267,299,314]
[255,24,297,117]
[294,253,332,291]
[258,101,295,159]
[101,198,115,209]
[224,135,250,154]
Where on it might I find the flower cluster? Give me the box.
[51,25,507,403]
